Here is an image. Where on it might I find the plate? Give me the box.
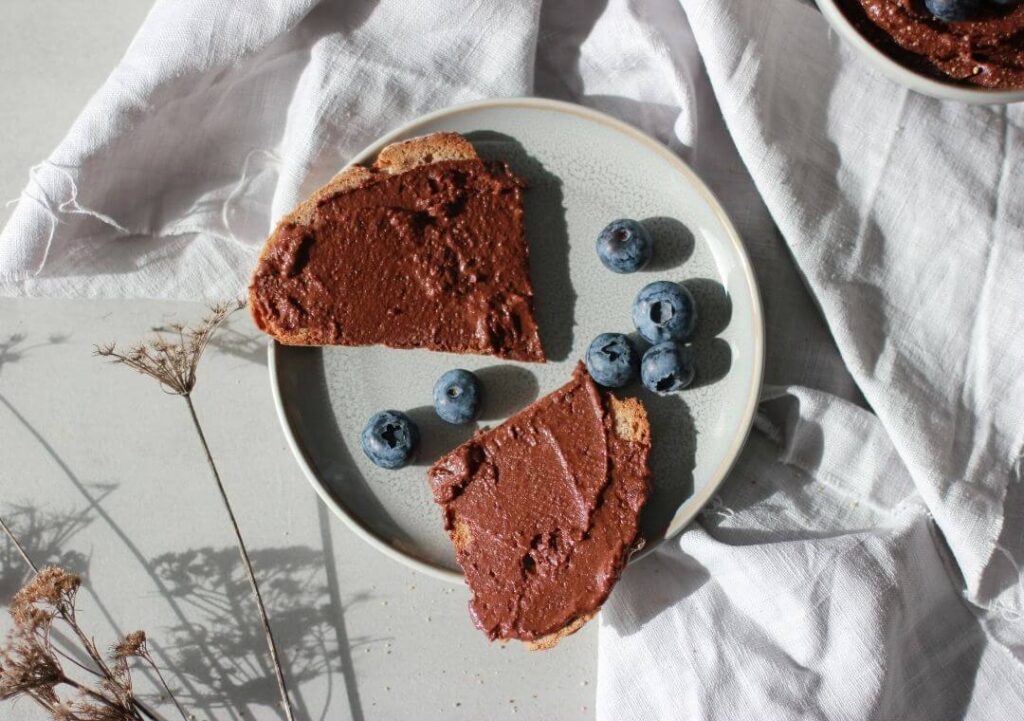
[269,98,764,583]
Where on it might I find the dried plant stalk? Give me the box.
[95,301,295,721]
[0,516,181,721]
[94,301,242,396]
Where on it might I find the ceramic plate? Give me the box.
[269,98,764,583]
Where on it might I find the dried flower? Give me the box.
[95,302,296,721]
[109,632,147,694]
[63,699,131,721]
[1,519,187,721]
[94,300,243,395]
[51,701,78,721]
[3,301,292,721]
[10,566,80,629]
[0,627,62,701]
[111,632,146,661]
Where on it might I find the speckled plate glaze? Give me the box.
[269,98,764,583]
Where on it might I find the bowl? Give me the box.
[814,0,1024,104]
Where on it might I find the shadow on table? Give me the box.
[0,328,372,721]
[150,524,379,721]
[208,320,268,367]
[0,503,95,601]
[0,332,71,377]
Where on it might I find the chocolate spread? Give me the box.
[250,159,545,362]
[839,0,1024,88]
[428,365,650,642]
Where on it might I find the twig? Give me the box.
[134,698,167,721]
[0,514,38,572]
[92,300,294,721]
[184,394,295,721]
[63,604,117,684]
[1,514,173,721]
[62,676,144,721]
[138,649,189,721]
[51,644,103,678]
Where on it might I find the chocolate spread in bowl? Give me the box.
[838,0,1024,88]
[428,365,650,643]
[250,159,545,362]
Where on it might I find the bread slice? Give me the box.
[428,365,652,648]
[248,132,545,362]
[525,394,649,651]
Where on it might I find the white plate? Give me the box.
[269,98,764,583]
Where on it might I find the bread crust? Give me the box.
[248,132,479,341]
[525,613,595,651]
[608,395,651,446]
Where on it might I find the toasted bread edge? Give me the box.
[524,613,595,651]
[248,132,479,343]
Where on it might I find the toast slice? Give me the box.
[428,364,651,648]
[248,132,545,362]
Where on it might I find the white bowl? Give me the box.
[815,0,1024,104]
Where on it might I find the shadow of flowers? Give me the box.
[0,502,97,601]
[150,545,377,721]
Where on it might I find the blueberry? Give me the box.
[923,0,984,20]
[595,219,653,274]
[990,0,1022,6]
[632,281,697,344]
[641,342,696,394]
[361,410,419,469]
[433,369,482,424]
[585,333,639,388]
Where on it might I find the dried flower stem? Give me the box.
[0,516,175,721]
[184,395,295,721]
[0,515,36,572]
[137,649,187,721]
[94,301,295,721]
[62,676,141,718]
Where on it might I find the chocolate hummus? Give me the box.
[428,364,651,644]
[838,0,1024,88]
[249,158,545,362]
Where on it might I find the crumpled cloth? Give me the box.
[2,1,1022,718]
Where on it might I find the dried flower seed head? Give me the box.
[51,701,78,721]
[111,631,147,661]
[95,300,244,396]
[70,699,131,721]
[9,602,50,630]
[11,567,81,623]
[0,628,62,700]
[1,519,188,721]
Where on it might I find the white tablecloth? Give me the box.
[2,1,1021,718]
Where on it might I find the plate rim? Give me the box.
[268,96,765,584]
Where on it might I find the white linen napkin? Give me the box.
[2,1,1021,719]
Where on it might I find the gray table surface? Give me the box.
[0,4,597,720]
